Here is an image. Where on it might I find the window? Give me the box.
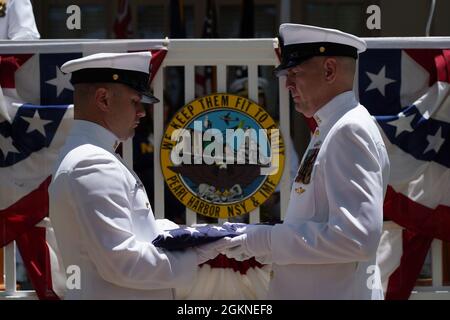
[217,2,277,38]
[217,5,240,37]
[304,1,366,36]
[136,5,165,39]
[184,5,195,38]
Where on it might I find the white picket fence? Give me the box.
[1,38,449,299]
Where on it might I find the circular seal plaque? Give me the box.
[161,93,285,219]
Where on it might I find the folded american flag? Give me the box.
[152,224,240,250]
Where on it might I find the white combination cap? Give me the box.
[61,52,159,104]
[274,24,367,76]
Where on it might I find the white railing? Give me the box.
[2,38,449,299]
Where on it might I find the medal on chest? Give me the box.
[294,147,320,184]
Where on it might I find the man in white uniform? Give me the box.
[223,24,390,299]
[0,0,40,40]
[49,52,222,299]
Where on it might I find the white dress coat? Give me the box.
[49,120,197,300]
[268,91,390,299]
[0,0,40,40]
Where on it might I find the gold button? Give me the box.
[315,129,320,136]
[295,187,305,194]
[319,46,326,53]
[112,74,119,80]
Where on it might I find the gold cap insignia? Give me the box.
[319,46,326,53]
[112,74,119,80]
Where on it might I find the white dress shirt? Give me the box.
[49,120,197,299]
[0,0,40,40]
[268,91,390,299]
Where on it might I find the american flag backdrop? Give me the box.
[359,47,450,299]
[0,53,77,299]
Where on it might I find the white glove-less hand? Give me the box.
[194,237,232,265]
[223,224,273,261]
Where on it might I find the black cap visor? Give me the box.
[274,42,358,77]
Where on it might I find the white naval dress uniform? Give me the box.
[0,0,40,40]
[49,120,197,299]
[268,91,390,299]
